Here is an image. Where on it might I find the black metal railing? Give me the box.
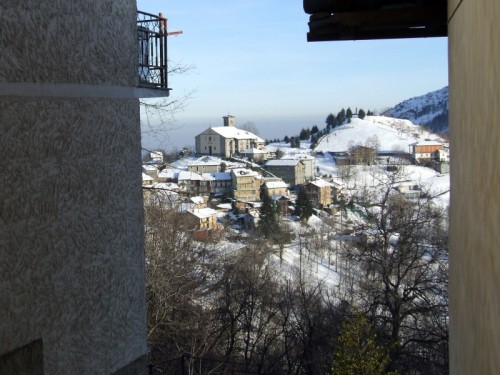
[137,11,169,91]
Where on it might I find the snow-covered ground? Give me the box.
[313,116,444,153]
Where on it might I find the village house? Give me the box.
[242,147,268,163]
[281,154,316,181]
[262,179,289,197]
[305,179,334,209]
[203,171,233,198]
[188,156,222,174]
[190,196,207,209]
[142,164,159,182]
[158,168,178,183]
[409,141,445,163]
[231,168,261,203]
[142,172,154,187]
[264,159,306,187]
[177,171,210,197]
[195,115,266,157]
[150,150,164,163]
[187,207,218,229]
[272,195,290,217]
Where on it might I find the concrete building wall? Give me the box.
[448,0,500,373]
[195,131,225,156]
[0,1,147,374]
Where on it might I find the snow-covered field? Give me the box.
[313,116,444,153]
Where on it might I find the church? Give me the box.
[195,115,266,157]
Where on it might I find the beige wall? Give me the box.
[0,1,147,374]
[448,0,500,373]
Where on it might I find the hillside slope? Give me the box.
[382,86,449,133]
[314,116,444,153]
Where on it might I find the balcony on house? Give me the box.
[137,11,170,96]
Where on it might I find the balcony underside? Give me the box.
[304,0,447,41]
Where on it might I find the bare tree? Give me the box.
[345,168,449,374]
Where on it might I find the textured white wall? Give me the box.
[0,1,137,86]
[0,1,148,374]
[449,0,500,373]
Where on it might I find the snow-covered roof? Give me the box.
[242,148,267,154]
[265,159,300,167]
[153,182,179,191]
[158,169,178,179]
[231,168,260,177]
[308,178,332,188]
[178,171,203,181]
[142,172,154,182]
[142,164,158,171]
[410,140,444,146]
[217,203,232,210]
[189,207,218,219]
[190,196,205,204]
[207,126,265,143]
[282,153,315,160]
[202,172,232,181]
[271,194,288,201]
[265,180,288,189]
[188,156,222,166]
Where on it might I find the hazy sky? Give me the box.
[137,0,449,150]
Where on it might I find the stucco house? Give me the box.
[305,179,334,209]
[281,154,316,182]
[264,159,306,187]
[195,116,266,157]
[262,179,289,197]
[409,141,445,163]
[231,168,261,202]
[188,156,222,174]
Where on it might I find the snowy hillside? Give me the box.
[314,116,444,153]
[383,86,448,133]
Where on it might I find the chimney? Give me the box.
[223,115,235,127]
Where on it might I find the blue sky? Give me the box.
[137,0,448,150]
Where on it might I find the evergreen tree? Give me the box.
[311,125,319,134]
[359,108,366,119]
[292,137,300,148]
[259,190,278,238]
[336,108,346,126]
[299,128,310,140]
[346,107,353,120]
[284,135,290,143]
[326,113,335,128]
[332,314,395,375]
[295,187,313,221]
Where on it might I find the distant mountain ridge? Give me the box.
[383,86,448,133]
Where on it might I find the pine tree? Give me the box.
[295,187,313,221]
[346,107,353,120]
[332,314,396,375]
[359,108,366,119]
[259,190,278,238]
[326,113,335,128]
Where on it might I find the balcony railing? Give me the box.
[137,11,169,92]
